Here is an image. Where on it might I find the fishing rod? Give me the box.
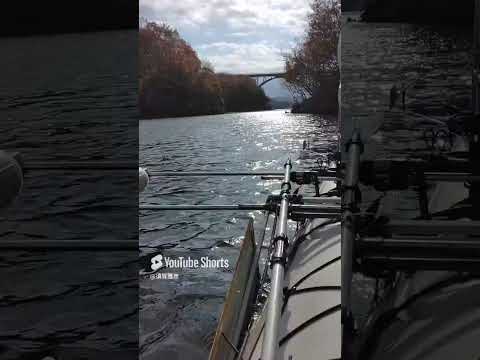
[148,171,286,176]
[24,161,136,170]
[139,167,339,195]
[140,194,341,210]
[139,204,341,219]
[143,169,338,188]
[1,151,137,209]
[139,162,340,216]
[145,170,336,176]
[0,240,138,250]
[0,153,138,250]
[141,204,269,211]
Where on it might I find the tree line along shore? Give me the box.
[139,22,270,118]
[139,0,340,119]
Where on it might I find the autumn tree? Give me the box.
[218,74,270,112]
[284,0,340,101]
[139,20,270,118]
[139,21,223,117]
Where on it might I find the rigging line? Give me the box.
[287,216,341,267]
[220,332,240,355]
[24,162,136,170]
[278,304,341,347]
[249,320,342,360]
[0,240,138,250]
[281,286,341,314]
[290,256,341,292]
[258,211,271,249]
[363,106,452,148]
[257,213,278,303]
[257,211,272,287]
[357,274,480,359]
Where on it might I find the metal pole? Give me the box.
[471,0,480,215]
[145,170,337,178]
[474,0,480,116]
[25,161,136,170]
[341,130,362,330]
[424,172,480,182]
[139,203,339,212]
[302,196,341,204]
[147,171,286,176]
[261,175,337,181]
[140,204,270,211]
[261,159,292,360]
[379,219,480,234]
[0,240,138,250]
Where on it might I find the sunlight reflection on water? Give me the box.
[139,110,338,358]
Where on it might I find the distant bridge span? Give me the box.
[240,72,287,87]
[238,71,338,88]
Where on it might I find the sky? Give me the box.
[139,0,313,98]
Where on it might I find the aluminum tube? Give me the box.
[290,212,341,219]
[361,237,480,248]
[341,130,361,323]
[262,262,285,360]
[363,255,480,271]
[302,196,341,204]
[291,204,340,213]
[261,160,291,360]
[140,204,269,211]
[0,240,138,250]
[383,220,480,234]
[25,161,136,170]
[474,0,480,115]
[424,172,480,182]
[261,175,338,181]
[148,171,285,176]
[139,204,339,212]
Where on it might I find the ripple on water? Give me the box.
[139,110,338,358]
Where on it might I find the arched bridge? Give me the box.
[240,71,337,88]
[242,72,287,87]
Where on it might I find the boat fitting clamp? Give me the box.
[269,234,289,267]
[280,181,292,194]
[345,136,365,154]
[341,184,361,213]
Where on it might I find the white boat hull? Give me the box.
[240,181,341,360]
[358,134,480,360]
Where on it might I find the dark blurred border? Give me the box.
[0,2,139,359]
[1,0,137,37]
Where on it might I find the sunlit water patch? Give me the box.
[139,110,338,359]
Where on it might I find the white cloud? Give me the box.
[139,0,311,92]
[197,41,285,73]
[140,0,310,35]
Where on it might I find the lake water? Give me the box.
[139,110,338,359]
[0,31,138,240]
[0,31,138,359]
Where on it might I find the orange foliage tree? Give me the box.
[139,21,223,117]
[284,0,340,101]
[139,20,269,118]
[217,74,270,112]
